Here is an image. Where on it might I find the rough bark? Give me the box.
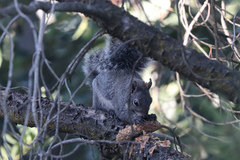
[1,0,239,104]
[0,90,189,159]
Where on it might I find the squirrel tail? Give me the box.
[83,39,149,86]
[108,41,149,72]
[82,49,105,86]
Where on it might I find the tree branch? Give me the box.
[0,90,188,159]
[0,90,117,139]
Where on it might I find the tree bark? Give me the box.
[0,90,189,159]
[1,0,239,104]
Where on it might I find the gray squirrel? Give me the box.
[83,39,154,124]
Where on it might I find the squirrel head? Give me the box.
[129,79,152,119]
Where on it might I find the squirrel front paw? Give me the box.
[133,116,146,125]
[133,114,156,125]
[145,114,157,121]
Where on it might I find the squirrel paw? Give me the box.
[146,114,157,121]
[133,116,146,125]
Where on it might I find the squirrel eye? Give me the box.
[133,99,139,106]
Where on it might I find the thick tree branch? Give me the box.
[0,90,188,159]
[1,1,239,103]
[0,90,118,139]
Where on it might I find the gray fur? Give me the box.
[83,40,152,124]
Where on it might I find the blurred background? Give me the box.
[1,0,240,159]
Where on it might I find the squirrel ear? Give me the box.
[145,78,152,89]
[131,80,138,93]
